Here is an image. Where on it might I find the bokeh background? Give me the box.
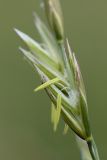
[0,0,107,159]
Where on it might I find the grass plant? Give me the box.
[15,0,100,159]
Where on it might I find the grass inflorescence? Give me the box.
[15,0,100,160]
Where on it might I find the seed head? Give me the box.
[43,0,64,41]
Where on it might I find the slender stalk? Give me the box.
[76,136,92,160]
[87,136,100,160]
[77,135,100,160]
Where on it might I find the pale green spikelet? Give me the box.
[43,0,64,41]
[15,0,100,159]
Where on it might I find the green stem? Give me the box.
[76,135,100,160]
[87,136,100,160]
[76,136,92,160]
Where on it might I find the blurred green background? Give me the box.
[0,0,107,159]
